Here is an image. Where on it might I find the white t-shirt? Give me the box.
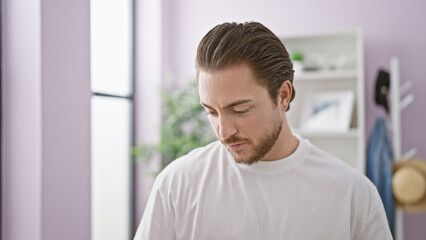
[134,136,392,240]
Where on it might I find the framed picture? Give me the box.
[300,90,354,132]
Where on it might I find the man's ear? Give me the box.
[277,80,293,111]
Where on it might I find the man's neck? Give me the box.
[261,123,299,161]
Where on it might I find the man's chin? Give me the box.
[231,151,258,165]
[236,159,258,165]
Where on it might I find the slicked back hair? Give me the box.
[196,22,295,111]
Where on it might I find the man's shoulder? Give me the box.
[305,141,376,191]
[156,141,225,180]
[307,143,361,175]
[170,140,223,167]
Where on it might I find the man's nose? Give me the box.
[218,115,238,140]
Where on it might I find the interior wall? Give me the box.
[2,0,91,239]
[2,0,42,239]
[133,0,162,231]
[40,0,91,239]
[161,0,426,239]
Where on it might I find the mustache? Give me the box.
[221,135,248,145]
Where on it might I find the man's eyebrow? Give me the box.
[200,99,253,110]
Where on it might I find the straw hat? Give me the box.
[393,158,426,213]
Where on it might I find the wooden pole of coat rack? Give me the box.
[390,57,417,240]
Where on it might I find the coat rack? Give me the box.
[390,57,417,240]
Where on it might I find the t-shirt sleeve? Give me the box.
[355,191,393,240]
[133,176,175,240]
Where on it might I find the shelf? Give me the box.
[295,70,357,82]
[292,128,359,138]
[282,29,364,172]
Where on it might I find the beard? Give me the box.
[221,112,283,165]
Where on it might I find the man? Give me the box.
[134,22,392,240]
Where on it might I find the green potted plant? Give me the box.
[134,80,215,172]
[290,51,304,75]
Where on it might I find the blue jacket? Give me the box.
[366,117,394,235]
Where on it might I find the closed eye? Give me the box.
[205,110,218,116]
[233,109,250,115]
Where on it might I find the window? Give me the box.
[90,0,134,239]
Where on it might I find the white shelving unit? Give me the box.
[281,30,365,172]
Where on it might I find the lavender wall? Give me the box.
[2,0,91,239]
[133,0,162,231]
[161,0,426,239]
[2,0,42,239]
[40,0,91,239]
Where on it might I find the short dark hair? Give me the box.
[195,21,295,111]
